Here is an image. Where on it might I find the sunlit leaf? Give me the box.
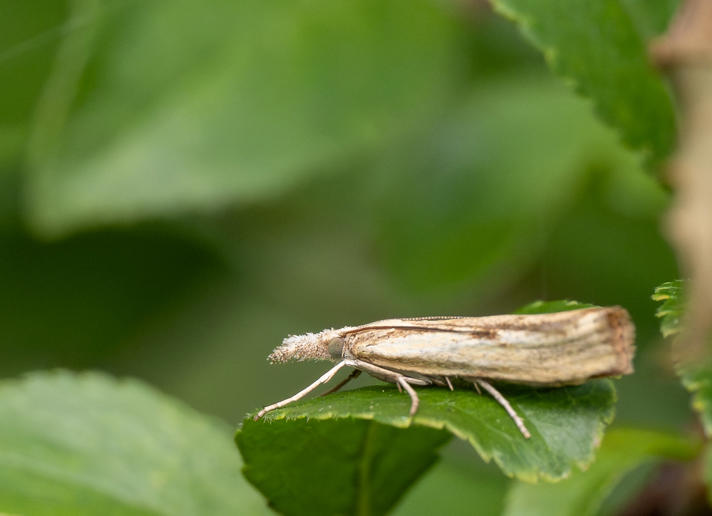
[0,371,270,515]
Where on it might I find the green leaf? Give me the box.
[241,381,616,485]
[25,0,465,236]
[238,417,450,516]
[620,0,680,38]
[0,0,66,165]
[392,457,509,516]
[652,279,685,338]
[504,428,699,516]
[650,281,712,504]
[515,300,596,315]
[653,280,712,475]
[679,361,712,437]
[0,370,270,515]
[489,0,676,167]
[678,353,712,504]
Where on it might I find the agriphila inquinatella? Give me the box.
[255,306,635,438]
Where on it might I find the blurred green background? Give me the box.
[0,0,690,513]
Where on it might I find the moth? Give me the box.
[255,306,635,438]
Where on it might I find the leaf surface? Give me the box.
[490,0,677,167]
[620,0,679,38]
[238,418,450,516]
[651,280,712,505]
[679,362,712,438]
[652,281,711,433]
[652,279,685,338]
[0,0,65,164]
[25,0,464,236]
[241,381,616,484]
[0,371,270,515]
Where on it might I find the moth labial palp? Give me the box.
[254,306,636,439]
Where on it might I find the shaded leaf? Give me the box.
[0,371,269,515]
[652,279,685,338]
[238,418,450,516]
[392,456,508,516]
[620,0,680,38]
[653,282,712,438]
[25,0,466,236]
[241,380,616,484]
[504,428,698,516]
[679,361,712,437]
[490,0,676,167]
[0,225,226,376]
[703,447,712,506]
[0,0,66,165]
[660,291,712,504]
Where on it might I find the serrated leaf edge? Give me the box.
[243,381,616,484]
[488,0,666,164]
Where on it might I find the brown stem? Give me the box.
[651,0,712,360]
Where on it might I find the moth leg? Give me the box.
[344,359,429,385]
[321,369,362,396]
[473,381,482,395]
[254,361,349,420]
[398,377,420,416]
[475,379,531,439]
[345,359,424,417]
[424,377,446,387]
[445,377,454,391]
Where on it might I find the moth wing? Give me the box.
[343,307,635,386]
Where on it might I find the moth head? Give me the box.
[268,327,352,363]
